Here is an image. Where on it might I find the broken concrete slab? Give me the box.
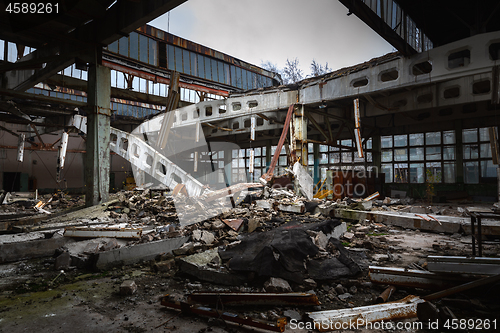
[293,162,313,200]
[95,236,188,270]
[0,232,73,263]
[54,251,71,270]
[278,202,305,213]
[64,226,142,239]
[179,248,248,286]
[192,230,215,245]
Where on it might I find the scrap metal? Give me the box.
[160,295,286,332]
[187,292,320,306]
[306,295,424,332]
[427,256,500,276]
[369,266,473,290]
[260,104,295,183]
[375,285,396,303]
[424,273,500,301]
[222,219,244,232]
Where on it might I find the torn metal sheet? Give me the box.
[188,292,319,306]
[369,266,473,290]
[17,133,25,162]
[427,256,500,276]
[160,295,287,332]
[306,295,424,331]
[222,218,244,232]
[64,226,142,239]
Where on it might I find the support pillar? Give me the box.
[85,63,111,207]
[293,105,308,166]
[372,134,381,171]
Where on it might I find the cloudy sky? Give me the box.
[149,0,394,76]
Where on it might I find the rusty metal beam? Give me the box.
[261,104,294,181]
[188,292,319,306]
[424,273,500,301]
[64,226,142,239]
[306,295,424,332]
[160,295,286,332]
[0,145,86,153]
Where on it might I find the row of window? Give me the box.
[106,32,275,90]
[380,128,497,184]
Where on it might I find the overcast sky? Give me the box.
[149,0,394,75]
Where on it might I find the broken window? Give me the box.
[409,163,424,183]
[464,161,479,183]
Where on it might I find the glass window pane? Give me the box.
[394,163,408,183]
[381,164,393,183]
[443,146,455,160]
[330,153,340,164]
[481,160,496,177]
[342,152,352,163]
[426,162,442,183]
[381,136,393,148]
[464,161,479,183]
[129,32,139,60]
[183,49,190,74]
[443,162,455,183]
[479,128,490,141]
[320,153,328,164]
[462,129,477,143]
[139,34,148,63]
[409,163,424,183]
[191,52,197,76]
[409,133,424,146]
[463,144,479,159]
[197,54,205,79]
[218,61,225,84]
[254,147,261,156]
[426,132,441,145]
[211,59,218,82]
[394,148,407,161]
[236,67,243,89]
[149,38,156,65]
[118,36,128,57]
[167,45,175,70]
[409,147,424,161]
[242,69,248,90]
[204,57,211,80]
[320,145,328,152]
[381,150,392,162]
[394,135,407,147]
[426,146,441,160]
[480,143,492,158]
[341,139,352,147]
[366,138,372,150]
[443,130,455,144]
[230,65,236,86]
[108,40,118,54]
[175,47,183,72]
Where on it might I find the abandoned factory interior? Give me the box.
[1,0,500,332]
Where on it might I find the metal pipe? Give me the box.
[424,273,500,301]
[376,285,396,303]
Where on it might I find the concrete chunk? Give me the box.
[120,280,137,295]
[264,277,292,293]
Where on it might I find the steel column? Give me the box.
[85,63,111,207]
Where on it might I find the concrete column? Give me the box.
[293,105,308,166]
[455,120,464,184]
[85,63,111,206]
[266,140,272,172]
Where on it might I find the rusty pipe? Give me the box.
[376,285,396,303]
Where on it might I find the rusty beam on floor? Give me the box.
[160,295,287,332]
[188,292,319,306]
